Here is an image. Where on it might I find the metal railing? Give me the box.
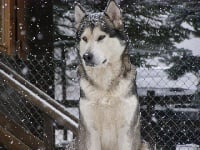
[0,55,78,149]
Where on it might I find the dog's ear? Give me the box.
[105,0,123,29]
[74,2,86,29]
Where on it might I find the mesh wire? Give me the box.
[0,49,199,149]
[0,0,200,149]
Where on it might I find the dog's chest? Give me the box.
[80,94,137,126]
[80,77,137,126]
[80,94,138,149]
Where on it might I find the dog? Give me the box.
[75,0,149,149]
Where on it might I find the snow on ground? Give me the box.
[137,68,198,96]
[176,144,200,150]
[175,34,200,56]
[136,56,198,96]
[136,55,198,96]
[55,129,73,147]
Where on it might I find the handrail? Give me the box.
[0,62,78,123]
[0,65,78,135]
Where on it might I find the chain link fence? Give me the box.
[0,47,199,149]
[0,0,200,150]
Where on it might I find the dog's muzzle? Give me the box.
[83,52,107,67]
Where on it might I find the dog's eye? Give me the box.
[97,35,106,41]
[82,36,88,42]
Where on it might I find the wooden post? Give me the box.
[43,114,54,150]
[2,0,16,55]
[16,0,28,59]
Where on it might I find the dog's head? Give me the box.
[75,0,128,68]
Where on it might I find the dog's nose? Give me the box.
[83,52,93,63]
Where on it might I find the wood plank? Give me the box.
[0,0,2,44]
[16,0,27,59]
[0,111,45,149]
[4,0,16,55]
[0,126,30,150]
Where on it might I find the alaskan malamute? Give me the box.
[75,0,149,149]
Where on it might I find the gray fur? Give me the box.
[75,1,149,150]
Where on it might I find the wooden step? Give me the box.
[0,111,45,149]
[0,126,30,150]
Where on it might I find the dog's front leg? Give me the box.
[118,126,132,150]
[80,100,101,150]
[87,129,101,150]
[78,129,101,150]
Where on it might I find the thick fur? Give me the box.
[75,1,149,150]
